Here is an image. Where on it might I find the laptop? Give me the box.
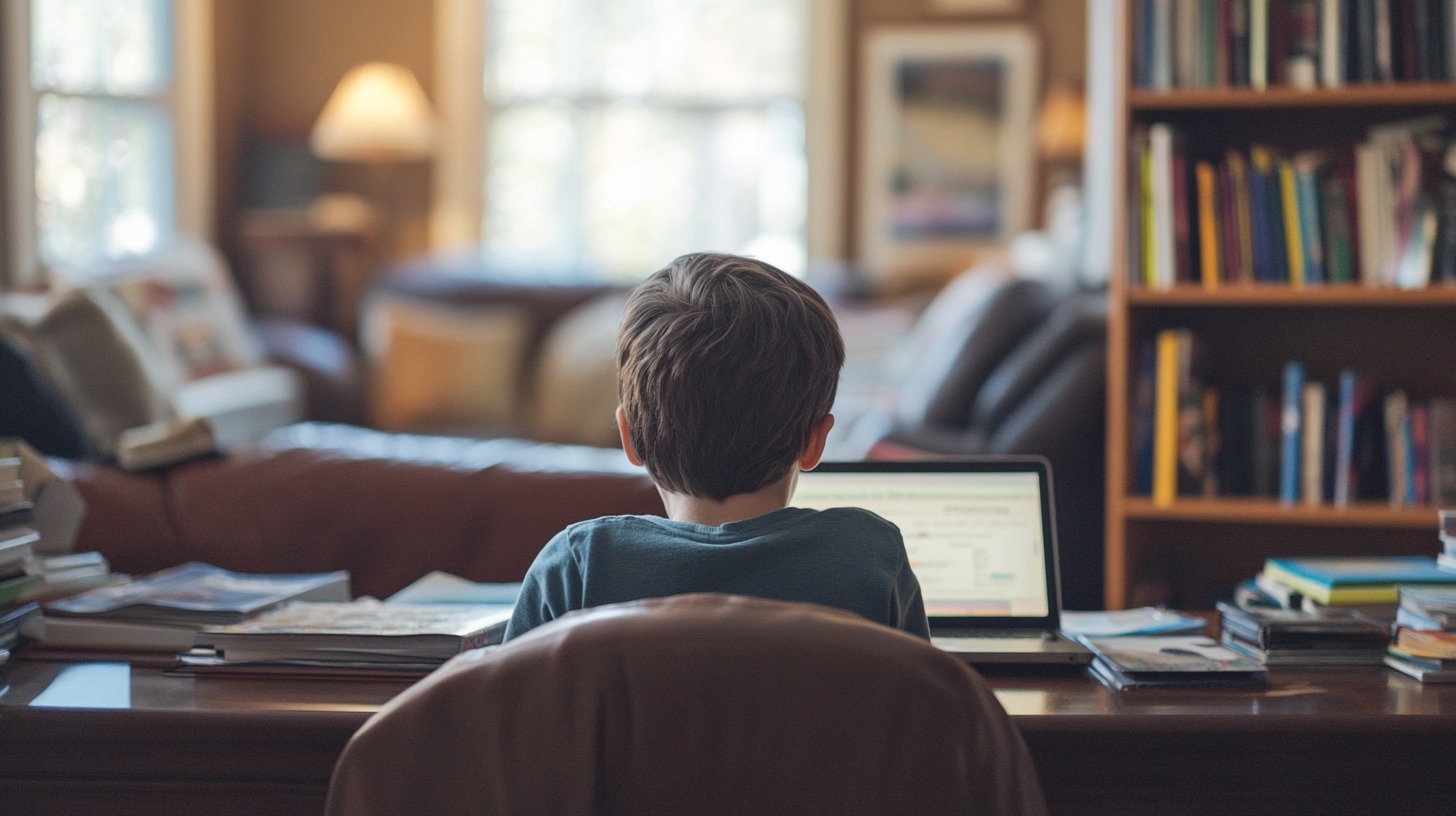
[792,457,1092,666]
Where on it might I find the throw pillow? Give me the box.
[48,236,262,386]
[525,293,627,447]
[363,295,532,435]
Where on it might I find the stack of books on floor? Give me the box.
[1078,634,1267,691]
[20,561,351,662]
[1217,601,1390,666]
[1385,585,1456,683]
[177,599,513,680]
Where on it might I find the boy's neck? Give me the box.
[658,472,797,527]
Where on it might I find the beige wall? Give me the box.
[213,0,435,264]
[213,0,1086,282]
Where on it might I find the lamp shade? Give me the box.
[1035,84,1086,164]
[311,62,438,163]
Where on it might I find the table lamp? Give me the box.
[310,62,439,259]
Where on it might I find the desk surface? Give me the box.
[2,658,1455,816]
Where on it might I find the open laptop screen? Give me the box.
[792,460,1057,622]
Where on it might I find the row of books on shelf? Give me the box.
[1134,329,1456,507]
[1129,117,1456,290]
[1134,0,1456,91]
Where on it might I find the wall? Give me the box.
[212,0,435,267]
[212,0,1086,289]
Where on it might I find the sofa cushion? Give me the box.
[363,294,532,435]
[525,292,627,447]
[970,290,1107,433]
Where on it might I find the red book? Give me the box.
[1218,156,1245,283]
[1172,150,1195,284]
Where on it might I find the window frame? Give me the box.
[2,0,212,287]
[430,0,845,267]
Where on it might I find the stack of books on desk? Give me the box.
[178,599,512,679]
[1385,585,1456,682]
[1078,634,1267,691]
[1216,601,1391,666]
[22,562,352,656]
[1240,555,1456,621]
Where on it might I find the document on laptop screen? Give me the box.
[792,471,1050,618]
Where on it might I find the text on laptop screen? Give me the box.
[792,470,1050,618]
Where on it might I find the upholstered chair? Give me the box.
[326,593,1047,816]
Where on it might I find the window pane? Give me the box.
[484,0,807,280]
[489,0,802,101]
[31,0,171,95]
[485,101,805,280]
[36,95,174,267]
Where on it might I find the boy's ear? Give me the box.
[797,414,835,471]
[616,406,645,467]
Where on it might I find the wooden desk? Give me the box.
[1,659,1453,816]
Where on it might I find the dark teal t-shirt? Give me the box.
[503,506,929,641]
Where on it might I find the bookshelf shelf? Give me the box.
[1122,497,1440,529]
[1100,2,1456,610]
[1126,285,1456,307]
[1130,83,1456,111]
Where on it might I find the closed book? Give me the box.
[199,601,514,662]
[1216,601,1390,651]
[1149,124,1179,288]
[1152,329,1185,505]
[1278,158,1307,285]
[1333,368,1377,506]
[1195,160,1222,288]
[1221,630,1388,665]
[1301,380,1327,505]
[1278,361,1305,504]
[1429,396,1456,505]
[1293,155,1326,283]
[1262,555,1456,605]
[1319,169,1356,284]
[1385,390,1412,507]
[1399,584,1456,626]
[1393,627,1456,660]
[21,615,199,653]
[1320,0,1345,86]
[1229,0,1252,86]
[1384,650,1456,682]
[46,562,352,626]
[1132,338,1158,496]
[1081,634,1267,689]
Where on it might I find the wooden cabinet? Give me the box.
[1099,3,1456,608]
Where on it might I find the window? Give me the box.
[3,0,210,282]
[435,0,840,282]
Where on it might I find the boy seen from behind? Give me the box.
[503,253,928,640]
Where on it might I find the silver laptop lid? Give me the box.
[791,457,1063,633]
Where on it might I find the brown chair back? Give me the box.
[326,593,1047,816]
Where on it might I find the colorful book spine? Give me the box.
[1278,158,1305,286]
[1153,329,1184,506]
[1279,360,1305,504]
[1301,380,1327,505]
[1195,160,1222,289]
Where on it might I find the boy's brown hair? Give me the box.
[617,253,845,501]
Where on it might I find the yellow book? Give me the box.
[1152,329,1182,506]
[1278,159,1305,286]
[1195,161,1221,289]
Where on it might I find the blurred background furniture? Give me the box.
[326,593,1046,816]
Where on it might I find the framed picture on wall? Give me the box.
[858,26,1039,283]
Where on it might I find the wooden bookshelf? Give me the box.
[1100,2,1456,609]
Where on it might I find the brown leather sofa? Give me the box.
[59,423,664,599]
